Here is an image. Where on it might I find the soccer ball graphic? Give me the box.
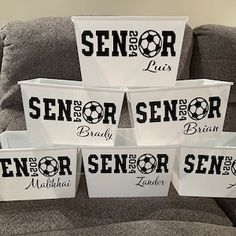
[38,156,59,177]
[82,101,104,124]
[138,30,162,58]
[231,160,236,176]
[137,153,157,174]
[188,97,209,121]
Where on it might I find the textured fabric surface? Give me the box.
[0,175,232,235]
[0,108,26,133]
[0,17,81,111]
[190,24,236,103]
[22,220,236,236]
[177,25,193,80]
[223,103,236,132]
[119,94,132,128]
[217,198,236,226]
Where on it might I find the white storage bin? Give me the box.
[19,78,124,146]
[82,128,176,198]
[127,79,232,145]
[72,16,187,87]
[0,131,81,201]
[172,132,236,198]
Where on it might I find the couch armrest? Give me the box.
[217,198,236,226]
[191,25,236,104]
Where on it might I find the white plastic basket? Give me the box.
[0,131,81,201]
[127,79,233,145]
[172,132,236,198]
[82,128,176,198]
[19,78,124,146]
[72,16,188,87]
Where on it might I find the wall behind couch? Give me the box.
[1,0,236,27]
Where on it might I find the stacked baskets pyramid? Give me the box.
[0,16,235,201]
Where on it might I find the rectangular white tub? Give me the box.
[127,79,232,145]
[19,78,124,147]
[172,132,236,198]
[72,16,187,87]
[82,128,177,198]
[0,131,81,201]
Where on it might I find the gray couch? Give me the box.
[0,17,236,235]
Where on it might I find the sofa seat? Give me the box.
[0,175,232,235]
[21,220,236,236]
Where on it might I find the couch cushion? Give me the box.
[190,24,236,103]
[22,220,236,236]
[217,198,236,226]
[0,175,232,235]
[0,17,81,131]
[177,25,193,80]
[0,17,81,110]
[223,103,236,132]
[0,108,26,133]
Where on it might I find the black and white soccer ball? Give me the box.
[38,156,59,177]
[231,160,236,176]
[137,153,157,174]
[82,101,104,124]
[188,97,209,121]
[138,30,162,58]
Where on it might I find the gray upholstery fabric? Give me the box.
[177,25,193,80]
[0,175,232,235]
[0,108,26,133]
[0,17,81,131]
[22,220,236,236]
[119,94,132,128]
[0,17,81,110]
[217,198,236,226]
[190,24,236,103]
[223,103,236,132]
